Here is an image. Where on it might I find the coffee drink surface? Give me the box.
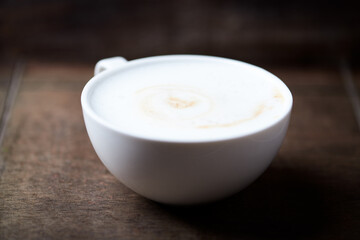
[90,58,291,141]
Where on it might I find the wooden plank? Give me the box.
[0,62,359,239]
[0,61,19,178]
[340,61,360,131]
[262,66,360,239]
[0,61,25,145]
[0,62,13,121]
[349,65,360,129]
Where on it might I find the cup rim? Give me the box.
[81,54,293,143]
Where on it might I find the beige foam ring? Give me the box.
[138,85,214,121]
[137,85,284,129]
[197,104,265,129]
[273,87,285,103]
[166,96,197,109]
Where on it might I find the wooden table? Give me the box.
[1,60,359,239]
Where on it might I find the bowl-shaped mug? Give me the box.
[81,55,292,205]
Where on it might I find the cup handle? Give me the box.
[94,57,128,75]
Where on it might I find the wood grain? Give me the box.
[0,62,359,239]
[0,63,13,119]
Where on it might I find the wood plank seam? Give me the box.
[340,59,360,131]
[0,60,25,178]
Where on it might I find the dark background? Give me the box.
[1,0,359,66]
[1,1,360,239]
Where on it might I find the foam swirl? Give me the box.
[90,60,289,140]
[135,84,282,129]
[137,85,213,124]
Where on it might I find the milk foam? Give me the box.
[90,58,290,141]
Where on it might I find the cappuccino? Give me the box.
[89,56,291,141]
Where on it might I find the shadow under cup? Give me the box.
[81,55,293,205]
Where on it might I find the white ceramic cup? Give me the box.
[81,55,293,205]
